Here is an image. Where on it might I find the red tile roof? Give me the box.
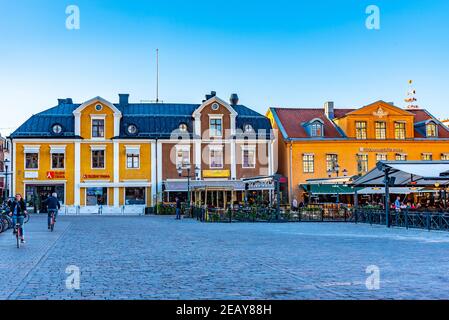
[273,107,449,139]
[273,108,352,139]
[408,109,449,138]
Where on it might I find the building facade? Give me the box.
[10,92,274,213]
[0,135,10,201]
[267,100,449,202]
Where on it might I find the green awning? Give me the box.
[300,184,362,195]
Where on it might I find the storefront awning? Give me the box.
[354,161,449,186]
[164,180,246,192]
[357,187,424,195]
[300,184,360,195]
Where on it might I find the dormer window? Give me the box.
[179,123,188,132]
[244,124,254,132]
[310,120,324,137]
[426,121,438,138]
[51,124,63,135]
[127,124,138,135]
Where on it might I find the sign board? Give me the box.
[24,171,38,179]
[47,171,65,179]
[202,170,231,178]
[83,174,111,179]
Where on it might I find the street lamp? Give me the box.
[177,163,200,217]
[1,159,10,202]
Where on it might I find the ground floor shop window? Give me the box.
[25,184,65,213]
[86,187,108,206]
[125,187,146,205]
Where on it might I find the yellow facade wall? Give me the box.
[14,142,75,205]
[80,102,116,140]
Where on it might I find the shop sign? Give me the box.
[203,170,231,178]
[24,171,38,179]
[83,174,111,179]
[47,171,65,179]
[359,147,404,153]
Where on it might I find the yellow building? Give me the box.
[267,100,449,202]
[11,96,154,213]
[10,92,274,213]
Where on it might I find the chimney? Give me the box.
[205,91,217,100]
[58,98,72,105]
[119,94,129,106]
[324,101,334,120]
[230,93,239,106]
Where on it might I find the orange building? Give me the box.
[267,100,449,202]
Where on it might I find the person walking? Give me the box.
[394,196,402,212]
[43,192,60,229]
[292,198,298,212]
[175,196,182,220]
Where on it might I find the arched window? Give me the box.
[426,122,438,138]
[310,121,324,137]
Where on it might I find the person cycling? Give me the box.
[9,194,27,244]
[43,192,60,229]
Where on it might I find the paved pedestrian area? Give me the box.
[1,215,449,300]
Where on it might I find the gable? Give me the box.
[73,96,122,116]
[343,101,414,118]
[193,96,238,117]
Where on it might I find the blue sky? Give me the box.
[0,0,448,135]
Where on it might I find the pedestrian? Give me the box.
[292,198,298,212]
[175,196,182,220]
[395,196,401,212]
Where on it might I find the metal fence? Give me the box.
[353,208,449,231]
[194,205,449,232]
[193,205,352,223]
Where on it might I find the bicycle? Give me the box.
[14,221,23,248]
[13,213,29,249]
[49,210,56,232]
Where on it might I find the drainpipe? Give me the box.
[155,138,159,214]
[289,142,293,204]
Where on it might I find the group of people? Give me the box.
[5,192,60,244]
[291,198,305,212]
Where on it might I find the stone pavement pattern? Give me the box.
[1,215,449,300]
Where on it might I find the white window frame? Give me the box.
[376,153,388,162]
[175,145,191,169]
[302,153,315,174]
[91,115,106,140]
[23,145,40,170]
[426,122,438,138]
[241,146,256,169]
[124,187,146,206]
[50,145,67,170]
[310,121,324,137]
[422,153,433,161]
[125,146,141,170]
[209,145,224,169]
[395,153,407,161]
[394,121,406,140]
[90,145,106,169]
[209,115,223,138]
[356,153,369,174]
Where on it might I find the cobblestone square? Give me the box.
[1,215,449,300]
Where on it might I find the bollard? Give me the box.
[405,209,408,229]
